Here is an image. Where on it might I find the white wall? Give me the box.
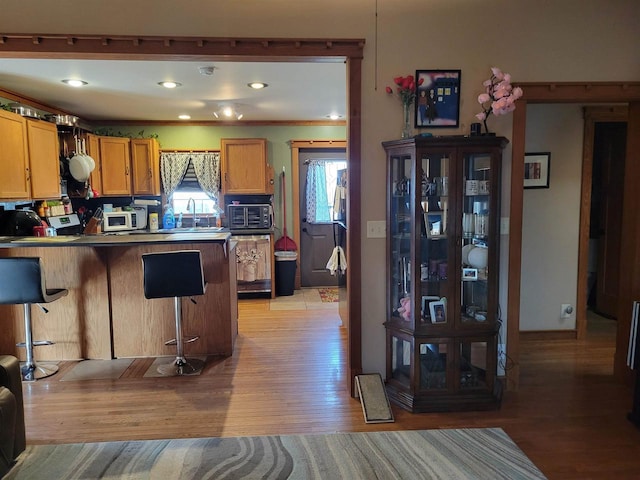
[520,105,584,331]
[1,0,638,374]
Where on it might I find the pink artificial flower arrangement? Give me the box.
[386,75,425,107]
[476,67,523,133]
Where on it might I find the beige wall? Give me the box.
[521,104,584,331]
[2,0,638,375]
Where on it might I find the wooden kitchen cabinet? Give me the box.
[0,109,30,199]
[220,138,274,197]
[131,138,160,195]
[99,136,132,196]
[26,119,61,199]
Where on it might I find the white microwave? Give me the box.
[102,211,137,232]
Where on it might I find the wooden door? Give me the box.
[0,110,29,199]
[131,138,160,195]
[26,119,61,199]
[298,155,347,287]
[99,137,131,196]
[593,122,627,318]
[221,138,272,196]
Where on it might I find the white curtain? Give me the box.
[191,152,221,200]
[306,159,331,223]
[160,152,191,199]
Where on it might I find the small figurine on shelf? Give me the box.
[398,296,411,321]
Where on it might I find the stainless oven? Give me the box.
[227,204,272,230]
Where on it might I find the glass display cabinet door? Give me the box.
[459,338,494,391]
[418,341,449,391]
[461,152,493,326]
[389,153,414,327]
[390,333,412,388]
[419,152,450,326]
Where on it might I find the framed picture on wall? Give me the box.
[414,70,461,128]
[524,152,551,189]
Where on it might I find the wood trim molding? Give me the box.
[518,82,640,102]
[98,120,348,127]
[0,34,365,60]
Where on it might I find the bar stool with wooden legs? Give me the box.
[0,257,68,381]
[142,250,207,376]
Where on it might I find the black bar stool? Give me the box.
[142,250,207,376]
[0,257,68,381]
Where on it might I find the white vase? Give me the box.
[468,247,488,270]
[244,263,257,282]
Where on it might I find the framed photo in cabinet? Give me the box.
[429,300,447,324]
[415,70,461,128]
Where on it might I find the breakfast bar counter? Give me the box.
[0,232,238,361]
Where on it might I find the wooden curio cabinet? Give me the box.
[382,135,508,413]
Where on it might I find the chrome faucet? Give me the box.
[187,198,199,227]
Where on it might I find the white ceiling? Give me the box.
[0,58,347,123]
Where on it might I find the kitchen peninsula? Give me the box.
[0,232,237,361]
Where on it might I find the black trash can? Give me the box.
[275,251,297,296]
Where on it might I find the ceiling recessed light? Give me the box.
[158,81,182,89]
[178,114,191,120]
[327,114,342,120]
[248,82,268,89]
[62,79,88,87]
[213,104,243,120]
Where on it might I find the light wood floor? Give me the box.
[19,298,640,479]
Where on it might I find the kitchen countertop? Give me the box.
[0,230,232,248]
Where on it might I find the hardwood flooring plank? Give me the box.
[15,302,640,479]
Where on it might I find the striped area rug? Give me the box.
[6,428,546,479]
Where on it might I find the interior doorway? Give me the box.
[298,152,347,287]
[586,116,627,319]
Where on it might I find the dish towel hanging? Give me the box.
[326,246,347,275]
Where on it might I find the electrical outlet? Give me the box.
[366,220,386,238]
[561,304,573,319]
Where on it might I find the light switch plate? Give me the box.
[500,217,509,235]
[366,220,386,238]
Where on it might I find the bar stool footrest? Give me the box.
[164,335,199,346]
[16,340,55,348]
